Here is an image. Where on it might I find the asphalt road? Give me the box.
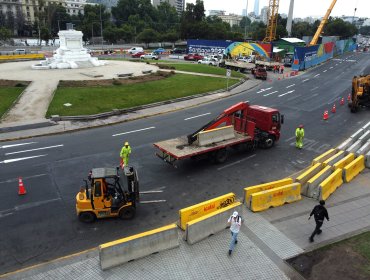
[1,52,370,274]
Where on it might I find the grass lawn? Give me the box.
[0,87,25,119]
[160,63,245,78]
[47,74,239,116]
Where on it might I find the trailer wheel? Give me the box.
[263,136,275,149]
[213,149,228,163]
[79,212,96,223]
[119,206,136,220]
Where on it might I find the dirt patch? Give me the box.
[0,79,30,87]
[288,243,370,280]
[58,71,173,87]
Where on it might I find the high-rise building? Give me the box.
[153,0,184,14]
[260,6,269,24]
[209,10,225,16]
[253,0,259,16]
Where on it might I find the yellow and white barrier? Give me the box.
[185,202,242,245]
[306,166,332,198]
[319,168,343,200]
[343,155,365,183]
[333,153,355,170]
[179,193,236,230]
[312,149,336,165]
[250,183,301,212]
[99,224,179,270]
[243,178,293,208]
[296,163,323,194]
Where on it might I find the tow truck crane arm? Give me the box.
[187,102,248,145]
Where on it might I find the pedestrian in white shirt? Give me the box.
[227,211,242,255]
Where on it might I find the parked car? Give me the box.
[170,48,186,54]
[197,57,219,66]
[252,67,267,80]
[184,53,204,61]
[127,47,144,54]
[131,51,146,58]
[140,52,159,60]
[153,48,165,54]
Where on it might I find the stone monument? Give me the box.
[32,30,105,69]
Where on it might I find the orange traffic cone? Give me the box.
[340,97,345,105]
[18,177,26,195]
[331,104,336,113]
[347,94,351,102]
[323,111,329,120]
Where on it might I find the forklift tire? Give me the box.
[119,206,136,220]
[213,149,228,164]
[79,212,96,223]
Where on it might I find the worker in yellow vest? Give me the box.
[295,125,305,149]
[120,141,131,169]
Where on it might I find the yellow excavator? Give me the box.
[350,75,370,113]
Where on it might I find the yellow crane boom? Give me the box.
[263,0,280,43]
[309,0,338,45]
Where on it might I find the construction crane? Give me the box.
[263,0,280,42]
[309,0,338,45]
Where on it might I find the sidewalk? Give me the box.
[1,171,369,280]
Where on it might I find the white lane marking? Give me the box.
[257,87,272,93]
[217,154,256,171]
[263,90,278,97]
[0,198,61,218]
[302,79,309,82]
[5,144,63,155]
[323,70,327,72]
[278,90,295,97]
[184,112,211,121]
[286,84,295,88]
[139,200,166,204]
[140,190,164,194]
[112,126,155,137]
[310,86,319,91]
[0,142,37,149]
[314,74,320,77]
[0,154,47,164]
[0,174,47,184]
[329,67,333,69]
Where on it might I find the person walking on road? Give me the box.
[280,65,284,74]
[120,141,131,169]
[295,124,305,149]
[227,211,242,255]
[309,200,329,242]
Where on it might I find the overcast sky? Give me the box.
[185,0,368,18]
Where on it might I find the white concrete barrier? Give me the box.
[196,125,235,146]
[323,151,345,167]
[350,129,364,141]
[99,224,179,270]
[356,140,370,157]
[337,138,354,151]
[359,130,370,143]
[346,140,362,154]
[362,121,370,131]
[185,202,242,245]
[306,166,332,199]
[366,150,370,168]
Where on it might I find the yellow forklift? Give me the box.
[76,166,139,223]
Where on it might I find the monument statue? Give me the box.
[32,30,105,69]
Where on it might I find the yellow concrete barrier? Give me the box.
[0,54,45,60]
[322,150,345,167]
[296,163,323,194]
[250,183,301,212]
[306,165,332,198]
[244,178,293,208]
[344,155,365,183]
[333,153,355,170]
[179,192,236,230]
[319,168,343,200]
[312,149,336,165]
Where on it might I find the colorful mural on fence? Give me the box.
[292,42,335,71]
[224,42,272,59]
[334,39,357,55]
[187,39,233,55]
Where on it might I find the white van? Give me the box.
[127,47,144,54]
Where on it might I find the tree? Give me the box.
[40,26,51,44]
[5,10,15,33]
[324,18,357,38]
[155,1,179,33]
[15,7,27,36]
[292,22,313,38]
[0,27,12,42]
[359,26,370,36]
[160,30,179,45]
[47,4,70,36]
[137,28,158,47]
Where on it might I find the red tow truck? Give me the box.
[153,102,283,166]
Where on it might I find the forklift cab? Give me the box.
[76,167,139,223]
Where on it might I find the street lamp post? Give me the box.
[99,2,103,48]
[244,0,249,41]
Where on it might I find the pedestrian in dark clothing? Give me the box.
[309,200,329,242]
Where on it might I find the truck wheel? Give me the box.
[263,137,275,149]
[213,149,228,163]
[119,206,136,220]
[79,212,96,223]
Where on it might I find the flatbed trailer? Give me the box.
[255,60,280,70]
[154,133,253,167]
